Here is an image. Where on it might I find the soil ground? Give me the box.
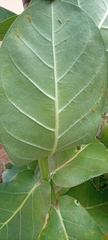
[0,144,12,183]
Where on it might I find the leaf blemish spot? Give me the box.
[64,38,68,42]
[58,19,62,24]
[15,27,20,38]
[98,83,104,99]
[54,204,59,210]
[66,19,70,22]
[90,128,94,132]
[92,108,96,113]
[27,16,32,23]
[74,200,80,206]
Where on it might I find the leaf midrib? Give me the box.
[55,205,69,240]
[50,3,59,156]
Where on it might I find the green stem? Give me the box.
[38,157,50,182]
[51,180,56,204]
[38,157,57,203]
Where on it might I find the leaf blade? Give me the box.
[0,170,51,239]
[52,139,108,187]
[0,7,17,41]
[67,180,108,234]
[39,195,106,240]
[0,1,107,164]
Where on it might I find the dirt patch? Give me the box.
[0,143,12,183]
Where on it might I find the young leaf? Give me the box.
[39,195,106,240]
[52,139,108,187]
[0,0,107,165]
[0,170,51,239]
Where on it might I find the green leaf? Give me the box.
[2,160,39,182]
[52,139,108,187]
[0,7,16,22]
[2,163,28,182]
[0,169,51,239]
[100,121,108,149]
[0,0,107,165]
[30,0,40,5]
[78,0,108,52]
[0,7,17,41]
[63,0,108,52]
[39,195,106,240]
[67,180,108,234]
[48,148,76,172]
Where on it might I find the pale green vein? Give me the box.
[50,4,59,155]
[54,205,69,240]
[50,144,87,176]
[103,0,108,9]
[7,99,55,131]
[1,121,52,152]
[6,224,8,240]
[19,210,21,240]
[8,53,54,100]
[0,182,40,230]
[0,208,14,213]
[77,0,81,8]
[32,192,34,239]
[86,201,108,210]
[32,22,52,42]
[98,8,108,29]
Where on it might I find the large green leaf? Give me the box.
[67,180,108,234]
[52,139,108,187]
[0,0,107,165]
[0,7,17,41]
[0,169,51,239]
[39,195,106,240]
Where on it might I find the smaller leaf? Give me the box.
[48,148,76,172]
[52,139,108,187]
[0,7,17,41]
[2,160,39,182]
[100,122,108,149]
[67,180,108,234]
[2,163,27,182]
[0,170,51,239]
[39,195,106,240]
[0,7,16,22]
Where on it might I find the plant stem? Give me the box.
[51,180,56,204]
[38,157,50,182]
[38,157,57,203]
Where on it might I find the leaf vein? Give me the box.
[8,50,54,100]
